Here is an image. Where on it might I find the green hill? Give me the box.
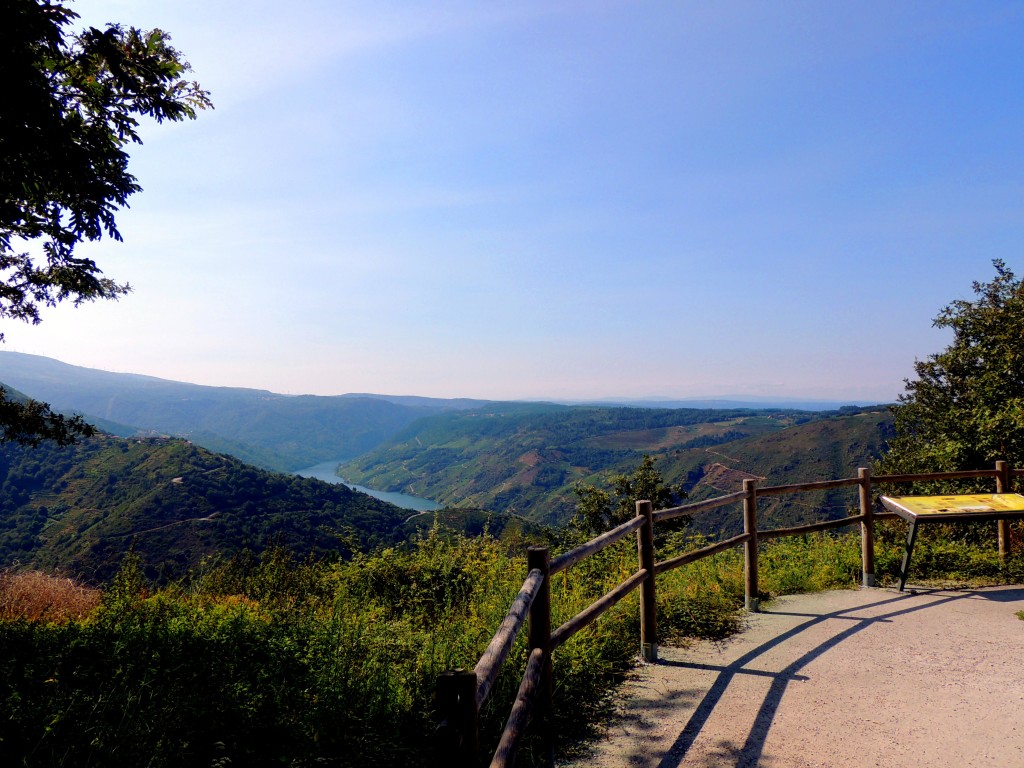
[338,403,825,523]
[339,404,893,528]
[649,409,895,535]
[0,352,486,470]
[0,353,895,548]
[0,435,409,582]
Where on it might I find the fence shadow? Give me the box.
[959,586,1024,602]
[652,589,981,768]
[437,463,1024,766]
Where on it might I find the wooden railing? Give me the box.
[435,461,1019,767]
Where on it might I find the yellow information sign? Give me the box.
[883,493,1024,517]
[880,492,1024,591]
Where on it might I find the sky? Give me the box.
[4,0,1023,403]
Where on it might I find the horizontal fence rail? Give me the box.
[873,469,1000,484]
[551,569,648,649]
[758,514,866,541]
[652,490,747,523]
[436,460,1019,767]
[474,568,545,708]
[758,476,861,495]
[549,515,645,575]
[654,533,750,575]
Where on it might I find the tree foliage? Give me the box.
[879,260,1024,475]
[0,386,94,446]
[571,454,686,535]
[0,0,211,444]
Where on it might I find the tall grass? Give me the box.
[0,570,100,622]
[2,524,1022,766]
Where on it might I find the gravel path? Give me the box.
[567,586,1024,767]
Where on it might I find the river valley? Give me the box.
[294,460,441,512]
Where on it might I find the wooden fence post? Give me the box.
[858,467,875,587]
[434,669,478,768]
[636,500,657,662]
[743,479,760,612]
[527,546,554,767]
[996,460,1012,560]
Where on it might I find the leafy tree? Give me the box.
[0,0,211,444]
[0,386,94,446]
[571,454,687,535]
[879,260,1024,475]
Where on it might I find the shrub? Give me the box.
[5,526,1021,767]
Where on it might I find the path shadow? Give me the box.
[959,586,1024,602]
[650,587,1010,768]
[880,584,1024,605]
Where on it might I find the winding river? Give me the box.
[294,460,441,512]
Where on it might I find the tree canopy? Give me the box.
[0,0,211,444]
[879,260,1024,475]
[571,454,686,535]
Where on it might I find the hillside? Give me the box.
[339,405,893,527]
[0,353,895,538]
[339,403,825,523]
[0,352,486,471]
[642,409,895,534]
[0,435,410,582]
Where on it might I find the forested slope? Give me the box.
[339,404,821,523]
[340,405,892,528]
[0,436,408,581]
[655,409,895,535]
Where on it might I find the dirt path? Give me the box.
[568,586,1024,767]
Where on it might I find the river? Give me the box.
[294,460,442,512]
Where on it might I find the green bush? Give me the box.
[4,525,1022,767]
[0,532,649,767]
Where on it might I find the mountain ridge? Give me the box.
[0,352,885,413]
[0,353,463,471]
[0,353,894,535]
[0,352,889,480]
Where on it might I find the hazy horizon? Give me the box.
[4,2,1021,403]
[0,351,888,408]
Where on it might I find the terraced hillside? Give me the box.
[655,409,895,535]
[339,404,889,525]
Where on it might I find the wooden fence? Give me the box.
[434,461,1022,767]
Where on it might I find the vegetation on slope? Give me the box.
[1,354,895,531]
[340,405,892,529]
[339,403,819,522]
[657,408,895,535]
[4,522,1019,768]
[0,529,840,767]
[0,435,409,582]
[0,403,895,586]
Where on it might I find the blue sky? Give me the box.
[5,1,1023,402]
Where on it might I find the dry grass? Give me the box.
[0,570,101,622]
